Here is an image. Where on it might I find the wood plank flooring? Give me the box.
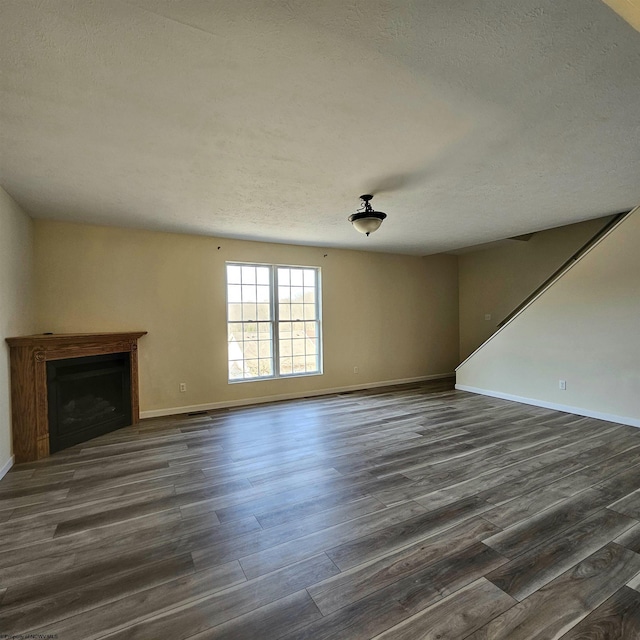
[2,378,640,639]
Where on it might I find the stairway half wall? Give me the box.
[456,207,640,427]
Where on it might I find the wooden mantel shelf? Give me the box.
[6,332,147,348]
[6,332,147,463]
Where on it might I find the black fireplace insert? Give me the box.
[47,352,132,453]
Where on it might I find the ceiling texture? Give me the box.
[1,0,639,255]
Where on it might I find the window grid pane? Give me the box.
[228,263,320,381]
[276,321,319,369]
[276,265,320,376]
[227,317,273,380]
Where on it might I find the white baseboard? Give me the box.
[455,384,640,429]
[140,373,454,419]
[0,455,15,481]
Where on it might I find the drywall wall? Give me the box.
[0,188,34,475]
[458,217,611,360]
[457,208,640,426]
[602,0,640,32]
[34,220,459,416]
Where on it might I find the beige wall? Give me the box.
[34,220,459,415]
[457,208,640,426]
[458,217,611,360]
[0,188,35,473]
[602,0,640,32]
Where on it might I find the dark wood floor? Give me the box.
[2,379,640,639]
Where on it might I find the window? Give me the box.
[226,263,322,381]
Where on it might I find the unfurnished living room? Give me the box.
[1,1,640,638]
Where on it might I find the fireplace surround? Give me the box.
[6,332,146,462]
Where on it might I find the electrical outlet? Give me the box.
[179,382,187,393]
[484,313,492,321]
[353,366,359,374]
[559,379,566,390]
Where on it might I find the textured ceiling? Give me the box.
[1,0,639,255]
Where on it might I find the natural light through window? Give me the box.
[226,263,322,381]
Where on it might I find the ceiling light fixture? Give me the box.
[348,194,387,236]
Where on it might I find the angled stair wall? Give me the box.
[456,206,640,427]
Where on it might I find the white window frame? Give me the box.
[226,262,323,382]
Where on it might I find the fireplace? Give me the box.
[47,352,132,453]
[6,332,146,462]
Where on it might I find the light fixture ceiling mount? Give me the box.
[348,194,387,237]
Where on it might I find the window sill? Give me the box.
[228,371,323,384]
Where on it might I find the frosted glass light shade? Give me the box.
[348,195,387,236]
[351,216,384,235]
[348,207,387,236]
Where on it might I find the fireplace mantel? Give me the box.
[6,332,146,462]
